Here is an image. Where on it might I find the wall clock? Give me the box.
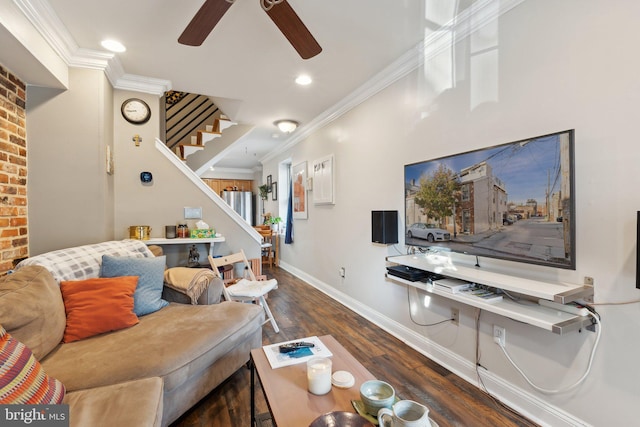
[121,98,151,125]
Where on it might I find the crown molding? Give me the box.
[261,0,526,164]
[194,161,258,177]
[15,0,524,121]
[200,166,259,177]
[13,0,79,64]
[112,73,171,97]
[14,0,171,96]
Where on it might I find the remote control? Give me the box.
[538,299,590,316]
[279,342,315,353]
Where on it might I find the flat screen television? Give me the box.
[404,129,575,270]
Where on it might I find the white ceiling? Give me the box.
[17,0,478,171]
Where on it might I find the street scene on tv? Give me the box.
[404,131,574,269]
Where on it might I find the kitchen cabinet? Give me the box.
[203,179,253,194]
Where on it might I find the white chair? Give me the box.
[208,250,279,333]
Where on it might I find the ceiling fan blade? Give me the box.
[178,0,234,46]
[264,1,322,59]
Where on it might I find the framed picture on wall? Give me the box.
[272,182,278,201]
[312,154,334,205]
[267,174,272,191]
[292,161,308,219]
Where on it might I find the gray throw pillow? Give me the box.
[100,255,168,316]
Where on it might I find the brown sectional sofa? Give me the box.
[0,240,264,426]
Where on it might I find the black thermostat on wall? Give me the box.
[140,171,153,183]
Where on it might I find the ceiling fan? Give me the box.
[178,0,322,59]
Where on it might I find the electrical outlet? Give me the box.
[584,276,594,286]
[339,267,345,278]
[451,308,459,325]
[493,325,506,346]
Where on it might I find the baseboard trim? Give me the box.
[279,261,590,427]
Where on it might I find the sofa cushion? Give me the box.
[63,377,163,427]
[60,277,139,343]
[100,255,168,316]
[41,302,264,394]
[0,325,65,404]
[16,240,155,284]
[0,265,65,360]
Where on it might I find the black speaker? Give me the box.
[372,210,398,244]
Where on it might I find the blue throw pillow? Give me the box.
[100,255,168,316]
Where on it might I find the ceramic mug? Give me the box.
[359,380,396,416]
[377,400,431,427]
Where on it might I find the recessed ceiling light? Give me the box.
[295,74,312,85]
[101,39,126,53]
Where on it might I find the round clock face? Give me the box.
[121,98,151,124]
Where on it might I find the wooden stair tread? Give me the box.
[178,143,205,160]
[197,129,222,145]
[213,117,236,133]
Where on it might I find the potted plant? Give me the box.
[258,184,270,201]
[270,216,282,233]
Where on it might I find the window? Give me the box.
[461,184,470,201]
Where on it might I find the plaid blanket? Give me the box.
[16,240,154,284]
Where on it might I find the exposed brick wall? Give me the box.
[0,65,28,274]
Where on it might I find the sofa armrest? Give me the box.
[64,377,163,427]
[162,276,224,305]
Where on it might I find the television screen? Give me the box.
[404,130,575,270]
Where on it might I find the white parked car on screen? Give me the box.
[406,223,451,242]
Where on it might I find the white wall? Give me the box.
[112,90,261,264]
[27,68,114,254]
[265,1,640,425]
[25,72,260,262]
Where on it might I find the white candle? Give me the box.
[307,357,332,395]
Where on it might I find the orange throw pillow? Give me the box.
[60,276,139,343]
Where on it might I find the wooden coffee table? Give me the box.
[250,335,376,427]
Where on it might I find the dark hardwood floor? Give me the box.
[171,267,538,427]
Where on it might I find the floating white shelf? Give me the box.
[386,254,594,335]
[145,236,225,258]
[387,254,592,302]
